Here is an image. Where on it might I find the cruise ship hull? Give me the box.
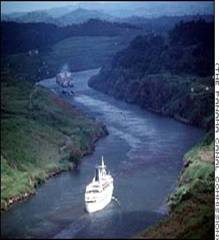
[85,185,113,213]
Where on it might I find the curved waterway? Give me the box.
[1,68,204,238]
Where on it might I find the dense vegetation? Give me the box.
[138,134,214,239]
[1,11,214,238]
[43,35,135,74]
[0,16,143,211]
[1,19,139,55]
[1,68,107,211]
[1,17,141,210]
[89,19,214,129]
[119,14,213,33]
[89,19,214,238]
[2,33,138,85]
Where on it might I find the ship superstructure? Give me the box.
[85,156,114,213]
[56,71,74,88]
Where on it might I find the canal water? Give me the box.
[1,69,204,238]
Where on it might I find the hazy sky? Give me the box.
[1,1,213,15]
[2,1,112,13]
[1,1,79,13]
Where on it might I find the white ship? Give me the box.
[85,156,114,213]
[56,71,74,88]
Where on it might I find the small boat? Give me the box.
[85,156,114,213]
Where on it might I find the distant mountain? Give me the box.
[57,8,114,25]
[1,14,11,21]
[2,11,59,25]
[2,8,115,26]
[1,11,27,20]
[18,11,55,23]
[2,2,213,26]
[116,14,214,32]
[1,6,76,21]
[44,5,78,18]
[78,2,213,18]
[2,9,213,31]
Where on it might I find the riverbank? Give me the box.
[88,20,214,130]
[136,133,214,239]
[87,21,214,238]
[1,76,108,212]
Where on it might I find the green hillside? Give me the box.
[88,19,214,239]
[137,135,214,239]
[44,35,138,73]
[1,32,145,211]
[1,20,141,55]
[89,20,214,129]
[2,34,141,84]
[1,70,107,211]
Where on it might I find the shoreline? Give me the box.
[136,134,214,239]
[1,119,108,213]
[1,86,108,213]
[88,79,212,130]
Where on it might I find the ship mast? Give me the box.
[101,155,105,168]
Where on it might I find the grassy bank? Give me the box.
[137,134,214,239]
[2,33,139,211]
[44,35,140,73]
[1,75,107,211]
[2,34,141,83]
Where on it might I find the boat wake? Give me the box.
[52,215,90,239]
[112,196,121,208]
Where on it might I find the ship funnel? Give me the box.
[95,167,99,182]
[101,155,105,167]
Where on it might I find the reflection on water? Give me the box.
[1,69,204,239]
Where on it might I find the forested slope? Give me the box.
[1,19,139,55]
[89,19,214,129]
